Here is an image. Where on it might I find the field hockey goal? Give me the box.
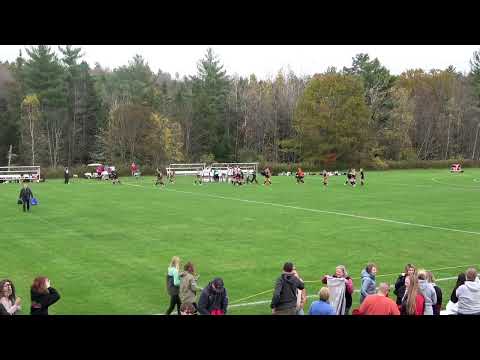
[0,165,41,183]
[166,163,206,176]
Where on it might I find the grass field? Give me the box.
[1,169,479,315]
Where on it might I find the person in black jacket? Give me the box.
[19,183,33,213]
[30,276,60,315]
[64,167,70,184]
[198,278,228,315]
[426,271,442,315]
[271,262,305,315]
[450,273,466,303]
[394,264,416,304]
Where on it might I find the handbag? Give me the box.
[31,197,38,206]
[17,199,23,205]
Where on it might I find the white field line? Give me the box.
[431,177,480,189]
[123,182,480,236]
[229,275,459,308]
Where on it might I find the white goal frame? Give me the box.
[0,165,41,183]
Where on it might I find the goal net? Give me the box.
[0,165,41,183]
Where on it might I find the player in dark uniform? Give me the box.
[263,167,272,186]
[169,169,176,184]
[360,168,365,186]
[247,171,258,184]
[323,170,328,186]
[295,168,305,184]
[111,169,121,184]
[194,170,202,185]
[155,168,165,186]
[345,169,351,185]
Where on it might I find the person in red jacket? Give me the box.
[130,162,137,176]
[399,275,425,315]
[357,283,400,315]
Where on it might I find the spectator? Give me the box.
[179,262,200,312]
[180,303,197,315]
[271,262,305,315]
[442,273,466,315]
[426,271,442,315]
[394,264,416,304]
[357,283,400,315]
[0,279,21,315]
[19,182,34,213]
[456,267,480,315]
[417,269,437,315]
[400,275,425,315]
[198,277,228,315]
[30,276,60,315]
[360,263,377,304]
[292,267,307,315]
[308,287,335,315]
[165,256,181,315]
[322,265,354,314]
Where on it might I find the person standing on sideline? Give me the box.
[19,182,33,213]
[360,263,377,304]
[360,168,365,186]
[179,262,200,312]
[322,265,354,314]
[271,262,305,315]
[30,276,60,315]
[308,287,336,315]
[64,167,70,184]
[400,275,425,315]
[198,277,228,315]
[417,269,437,315]
[357,283,400,315]
[394,264,416,305]
[427,271,442,315]
[292,267,307,315]
[0,279,21,315]
[165,256,181,315]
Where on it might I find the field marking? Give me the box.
[229,275,460,308]
[123,182,480,237]
[431,177,480,189]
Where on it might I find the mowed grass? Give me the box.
[1,169,479,315]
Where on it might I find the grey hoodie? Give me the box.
[456,277,480,315]
[418,279,437,315]
[360,269,376,304]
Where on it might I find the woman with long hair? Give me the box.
[394,263,416,304]
[165,256,181,315]
[30,276,61,315]
[0,279,21,315]
[426,271,442,315]
[417,269,437,315]
[400,275,425,315]
[179,261,200,312]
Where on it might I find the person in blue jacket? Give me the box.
[360,263,377,304]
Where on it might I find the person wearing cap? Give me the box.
[197,277,228,315]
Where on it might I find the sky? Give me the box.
[1,45,479,79]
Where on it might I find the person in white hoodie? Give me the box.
[417,270,437,315]
[456,268,480,315]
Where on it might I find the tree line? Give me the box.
[1,46,480,169]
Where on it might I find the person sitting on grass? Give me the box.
[308,287,335,315]
[0,279,21,315]
[357,283,400,315]
[198,277,228,315]
[30,276,61,315]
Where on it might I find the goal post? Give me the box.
[166,163,206,176]
[0,165,41,183]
